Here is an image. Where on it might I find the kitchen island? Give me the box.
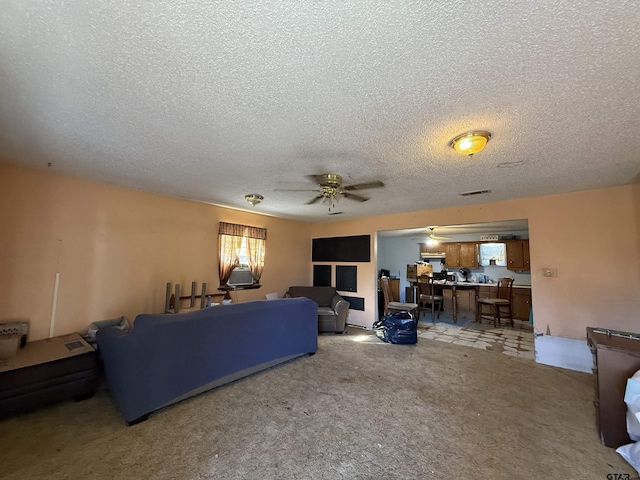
[408,280,532,324]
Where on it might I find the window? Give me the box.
[218,222,267,287]
[227,237,253,286]
[237,236,249,266]
[479,243,506,266]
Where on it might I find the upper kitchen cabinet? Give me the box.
[420,242,445,256]
[505,240,530,271]
[460,243,479,269]
[444,243,478,269]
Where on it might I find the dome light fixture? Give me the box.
[450,130,492,156]
[244,193,264,207]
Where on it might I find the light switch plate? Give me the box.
[542,267,557,277]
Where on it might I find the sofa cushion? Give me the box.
[317,306,337,318]
[286,286,337,307]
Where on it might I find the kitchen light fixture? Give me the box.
[450,130,492,156]
[244,193,264,207]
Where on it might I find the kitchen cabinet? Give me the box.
[505,240,530,271]
[460,243,479,269]
[512,287,531,320]
[444,242,478,269]
[444,243,460,268]
[442,288,475,319]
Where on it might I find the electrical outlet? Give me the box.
[542,267,557,277]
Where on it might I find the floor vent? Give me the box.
[459,189,492,197]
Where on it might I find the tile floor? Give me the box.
[416,312,536,360]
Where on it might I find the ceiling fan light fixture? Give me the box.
[244,193,264,207]
[450,130,492,156]
[426,237,438,247]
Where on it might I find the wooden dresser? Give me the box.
[586,327,640,448]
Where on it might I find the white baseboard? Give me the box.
[535,335,593,373]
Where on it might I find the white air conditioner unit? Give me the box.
[227,268,254,287]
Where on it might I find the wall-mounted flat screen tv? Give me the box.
[312,235,370,262]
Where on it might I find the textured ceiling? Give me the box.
[1,1,639,223]
[378,219,529,239]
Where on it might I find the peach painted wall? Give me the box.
[3,161,638,342]
[310,184,640,339]
[0,163,311,341]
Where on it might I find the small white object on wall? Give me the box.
[49,272,60,338]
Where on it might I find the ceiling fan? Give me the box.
[425,227,451,246]
[282,173,385,212]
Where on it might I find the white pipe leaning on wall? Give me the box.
[49,272,60,338]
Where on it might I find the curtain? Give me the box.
[218,222,267,285]
[246,236,266,282]
[218,233,242,285]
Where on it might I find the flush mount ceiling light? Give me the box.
[450,130,492,156]
[244,193,264,207]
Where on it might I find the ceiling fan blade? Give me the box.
[306,174,328,185]
[342,192,369,202]
[343,180,385,191]
[426,227,451,240]
[306,194,324,205]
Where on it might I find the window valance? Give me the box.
[219,222,267,240]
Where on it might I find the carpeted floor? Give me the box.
[0,328,634,479]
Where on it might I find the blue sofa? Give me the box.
[97,297,317,425]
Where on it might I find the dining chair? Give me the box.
[416,275,443,322]
[476,277,514,327]
[379,277,418,318]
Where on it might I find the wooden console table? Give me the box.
[587,327,640,448]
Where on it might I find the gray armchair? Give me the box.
[284,286,349,333]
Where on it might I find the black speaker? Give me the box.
[336,265,357,292]
[313,265,332,287]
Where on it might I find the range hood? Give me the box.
[420,251,445,259]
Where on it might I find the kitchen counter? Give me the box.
[406,277,531,289]
[436,281,531,288]
[407,280,532,323]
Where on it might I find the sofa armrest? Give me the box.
[331,294,349,332]
[96,327,149,423]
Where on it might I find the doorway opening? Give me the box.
[376,219,534,360]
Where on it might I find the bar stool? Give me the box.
[476,277,514,327]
